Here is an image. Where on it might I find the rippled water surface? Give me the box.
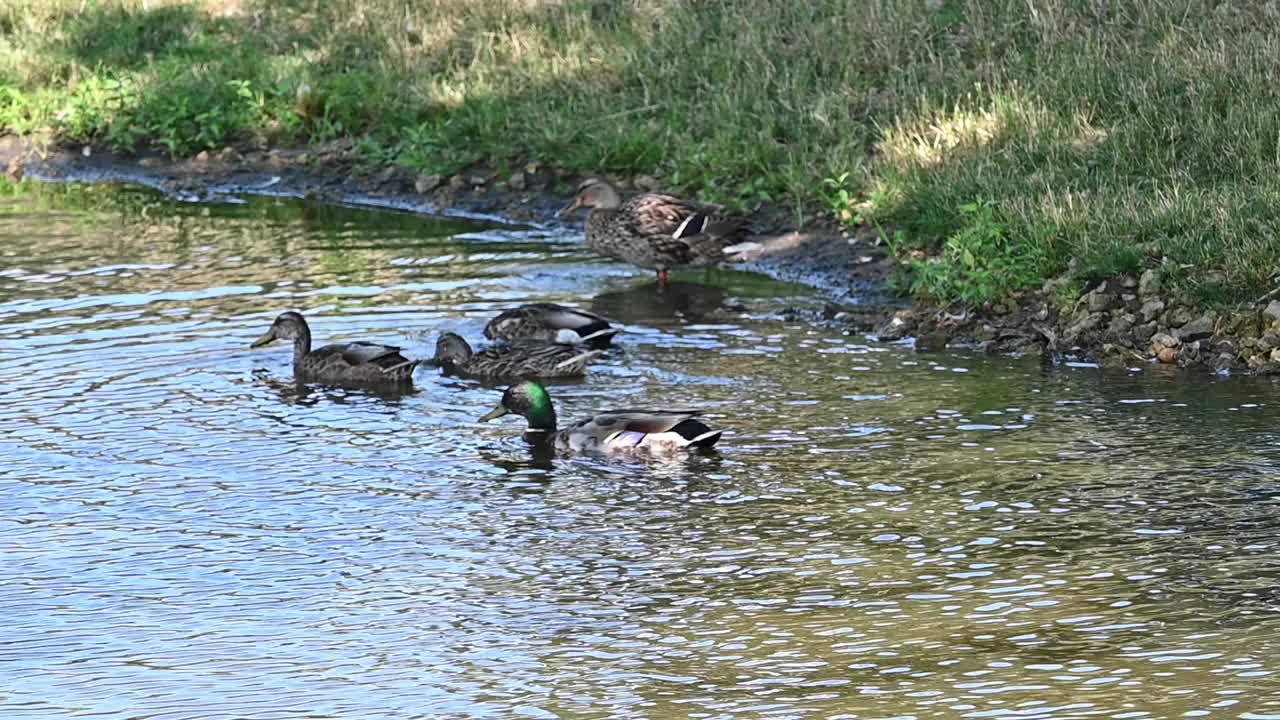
[4,182,1280,719]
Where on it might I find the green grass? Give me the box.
[2,0,1280,307]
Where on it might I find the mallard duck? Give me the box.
[433,332,602,382]
[484,302,620,348]
[250,311,419,386]
[479,381,723,454]
[558,177,754,288]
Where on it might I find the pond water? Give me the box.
[3,181,1280,719]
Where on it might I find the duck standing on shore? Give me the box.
[558,177,756,288]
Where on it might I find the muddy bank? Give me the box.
[6,134,1280,376]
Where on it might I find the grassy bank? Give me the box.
[3,0,1279,306]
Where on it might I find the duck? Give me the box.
[484,302,620,349]
[558,177,755,288]
[433,332,602,382]
[479,381,724,454]
[250,311,419,386]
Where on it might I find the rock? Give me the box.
[467,175,487,186]
[1152,332,1180,349]
[1121,293,1137,303]
[1259,333,1280,353]
[415,174,443,194]
[376,166,397,184]
[194,150,210,163]
[296,152,310,164]
[635,175,661,191]
[1157,346,1179,364]
[1139,299,1165,322]
[508,171,527,191]
[524,162,541,175]
[1176,314,1215,342]
[1063,314,1102,346]
[448,175,467,190]
[975,324,997,341]
[1121,275,1139,289]
[1271,349,1280,364]
[1066,304,1093,328]
[1265,300,1280,325]
[1214,352,1238,372]
[1178,340,1202,367]
[1084,281,1118,312]
[1139,269,1161,297]
[81,145,92,157]
[5,156,24,181]
[1164,305,1194,328]
[1108,312,1136,336]
[1087,291,1117,312]
[217,146,241,163]
[1131,322,1157,344]
[139,157,164,168]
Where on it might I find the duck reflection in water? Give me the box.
[252,368,415,408]
[590,279,727,326]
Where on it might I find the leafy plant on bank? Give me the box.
[908,200,1045,305]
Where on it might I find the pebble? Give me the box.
[415,174,443,194]
[1140,299,1165,322]
[1265,300,1280,325]
[1176,315,1215,342]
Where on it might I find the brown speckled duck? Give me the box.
[433,332,602,383]
[558,177,754,288]
[250,311,419,387]
[484,302,619,349]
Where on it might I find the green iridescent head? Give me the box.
[478,381,557,431]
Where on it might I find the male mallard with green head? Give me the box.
[479,381,724,455]
[433,332,602,382]
[558,177,754,288]
[250,311,419,387]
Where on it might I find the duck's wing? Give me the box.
[485,303,617,343]
[573,409,721,449]
[620,193,702,237]
[311,341,408,369]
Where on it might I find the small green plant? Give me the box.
[821,172,857,224]
[908,200,1045,304]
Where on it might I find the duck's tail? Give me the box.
[575,326,621,344]
[722,241,764,260]
[686,428,723,448]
